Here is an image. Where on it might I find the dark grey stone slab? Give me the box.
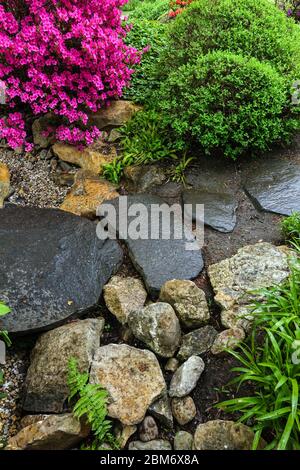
[183,190,238,233]
[0,206,123,334]
[101,194,204,298]
[243,156,300,216]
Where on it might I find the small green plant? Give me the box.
[170,154,194,184]
[0,302,11,402]
[282,212,300,249]
[103,110,177,183]
[0,370,6,401]
[0,302,11,348]
[218,322,300,450]
[67,357,119,450]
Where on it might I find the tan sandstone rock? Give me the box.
[53,141,117,175]
[0,162,10,208]
[6,414,89,450]
[89,344,166,425]
[88,100,142,130]
[60,170,119,218]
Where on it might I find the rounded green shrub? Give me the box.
[157,51,300,159]
[162,0,300,77]
[124,19,168,103]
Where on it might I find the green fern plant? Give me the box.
[67,357,119,450]
[0,302,11,402]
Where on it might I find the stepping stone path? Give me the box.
[102,194,204,297]
[183,189,238,233]
[184,158,238,233]
[243,152,300,216]
[0,206,123,334]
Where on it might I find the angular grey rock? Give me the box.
[208,243,290,330]
[124,165,166,193]
[177,326,218,361]
[243,154,300,216]
[169,356,205,398]
[6,414,89,450]
[103,276,147,325]
[138,416,159,442]
[129,440,172,451]
[174,431,193,450]
[128,303,181,358]
[23,318,104,413]
[193,420,264,450]
[101,194,204,298]
[0,206,123,334]
[89,344,166,425]
[149,394,173,430]
[183,189,237,233]
[159,279,210,329]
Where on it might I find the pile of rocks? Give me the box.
[5,239,288,451]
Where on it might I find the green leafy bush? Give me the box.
[161,0,300,77]
[67,357,118,450]
[124,19,168,103]
[124,0,170,20]
[156,51,300,158]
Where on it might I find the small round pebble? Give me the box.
[171,396,196,425]
[138,416,159,442]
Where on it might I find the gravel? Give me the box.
[0,351,29,447]
[0,147,69,208]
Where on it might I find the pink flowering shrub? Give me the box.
[0,0,140,150]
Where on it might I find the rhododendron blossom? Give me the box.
[0,0,140,150]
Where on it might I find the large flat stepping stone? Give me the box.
[101,194,204,297]
[0,206,123,334]
[183,189,237,233]
[243,154,300,215]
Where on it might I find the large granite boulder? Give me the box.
[23,318,104,413]
[89,344,166,425]
[0,206,123,334]
[208,242,290,330]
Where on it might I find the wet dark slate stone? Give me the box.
[101,194,204,298]
[183,190,238,233]
[0,206,123,334]
[243,156,300,216]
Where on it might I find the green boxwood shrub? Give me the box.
[124,19,168,103]
[161,0,300,77]
[125,0,170,20]
[156,51,300,158]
